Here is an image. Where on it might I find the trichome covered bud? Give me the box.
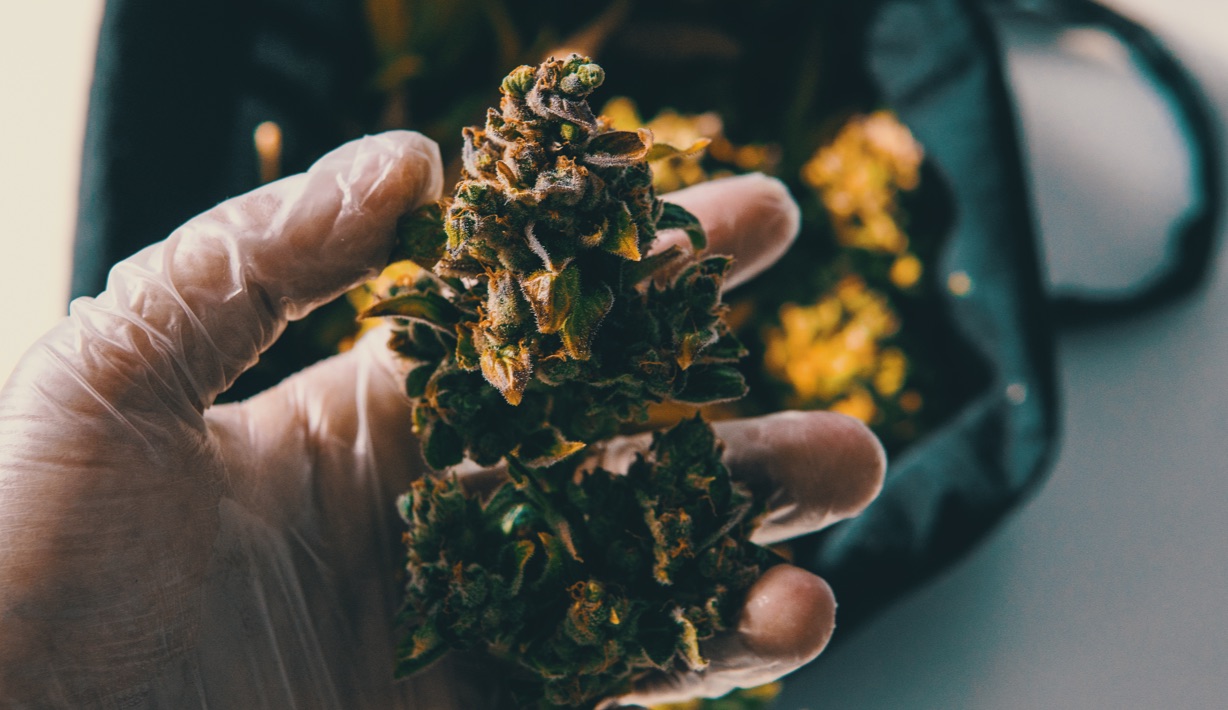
[372,54,745,469]
[397,416,778,708]
[365,56,778,708]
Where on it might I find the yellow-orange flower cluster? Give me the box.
[603,97,779,193]
[763,275,921,425]
[754,111,930,427]
[802,110,924,289]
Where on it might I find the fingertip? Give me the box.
[616,564,838,706]
[720,173,801,286]
[93,131,445,410]
[298,131,444,256]
[804,411,887,519]
[738,565,836,665]
[716,410,886,543]
[729,172,802,255]
[663,173,800,288]
[238,131,444,322]
[320,130,445,218]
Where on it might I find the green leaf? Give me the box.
[479,342,534,406]
[673,607,709,671]
[405,363,435,398]
[646,137,711,162]
[396,617,449,677]
[638,612,683,669]
[583,128,652,168]
[578,218,607,249]
[560,283,614,361]
[673,255,731,309]
[653,415,719,463]
[508,457,584,563]
[690,254,734,280]
[673,364,748,404]
[703,331,748,364]
[507,539,536,595]
[656,201,707,251]
[676,328,719,370]
[454,324,480,370]
[422,421,464,470]
[535,531,567,589]
[486,269,530,337]
[513,427,587,467]
[359,291,460,330]
[390,202,446,269]
[519,267,579,334]
[623,245,686,285]
[603,204,641,261]
[443,206,478,251]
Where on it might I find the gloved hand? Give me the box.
[0,131,884,709]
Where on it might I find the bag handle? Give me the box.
[1014,0,1223,325]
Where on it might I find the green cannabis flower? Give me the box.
[367,54,744,469]
[367,55,778,708]
[398,417,776,708]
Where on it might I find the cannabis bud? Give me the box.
[368,54,744,469]
[397,417,775,708]
[366,56,778,708]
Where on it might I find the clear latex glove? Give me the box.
[0,131,885,709]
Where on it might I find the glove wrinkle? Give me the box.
[0,132,444,707]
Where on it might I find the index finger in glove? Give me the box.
[17,131,443,422]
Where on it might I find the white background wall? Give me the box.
[2,2,1226,708]
[0,2,103,381]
